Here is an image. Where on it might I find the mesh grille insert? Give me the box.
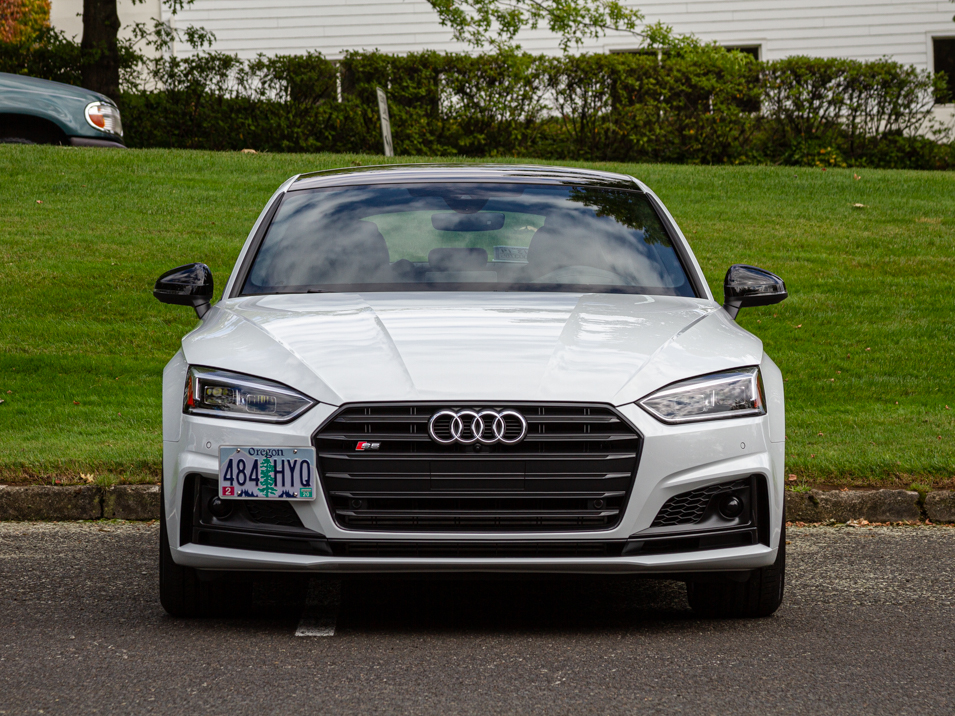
[651,479,750,527]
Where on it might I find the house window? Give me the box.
[609,48,662,58]
[724,45,760,61]
[934,38,955,103]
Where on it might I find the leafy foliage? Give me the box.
[0,26,85,84]
[0,0,48,44]
[425,0,645,52]
[0,34,952,169]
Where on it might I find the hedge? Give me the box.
[2,34,952,168]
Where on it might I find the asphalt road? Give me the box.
[0,522,953,715]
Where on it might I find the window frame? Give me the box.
[931,36,955,105]
[723,45,762,61]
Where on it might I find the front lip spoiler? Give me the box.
[174,541,778,573]
[70,136,126,149]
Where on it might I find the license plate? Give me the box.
[218,446,317,500]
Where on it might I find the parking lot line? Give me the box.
[295,577,340,637]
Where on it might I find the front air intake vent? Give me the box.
[651,479,751,527]
[314,403,642,533]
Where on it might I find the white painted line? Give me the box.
[295,616,336,637]
[295,577,340,637]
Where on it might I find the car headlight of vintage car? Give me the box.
[183,366,316,423]
[84,101,123,137]
[638,367,766,424]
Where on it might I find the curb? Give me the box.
[0,485,160,521]
[0,485,953,523]
[786,489,955,524]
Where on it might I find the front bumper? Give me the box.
[69,136,126,149]
[163,393,785,576]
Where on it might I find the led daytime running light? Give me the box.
[638,367,766,424]
[183,366,316,423]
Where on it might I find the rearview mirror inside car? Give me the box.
[153,263,214,319]
[431,212,506,232]
[722,264,787,320]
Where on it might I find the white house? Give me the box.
[50,0,955,101]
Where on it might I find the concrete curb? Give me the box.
[102,485,162,520]
[925,490,955,523]
[0,485,103,521]
[784,489,923,523]
[0,485,159,521]
[0,484,953,523]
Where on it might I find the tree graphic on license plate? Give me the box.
[259,456,277,497]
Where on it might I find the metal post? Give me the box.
[376,86,394,157]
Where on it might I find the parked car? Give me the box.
[0,72,124,147]
[154,163,789,619]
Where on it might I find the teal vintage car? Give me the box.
[0,72,125,147]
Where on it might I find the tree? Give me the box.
[425,0,654,52]
[79,0,212,101]
[80,0,121,99]
[0,0,50,44]
[258,457,277,498]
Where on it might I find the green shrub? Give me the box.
[442,49,547,157]
[760,56,949,165]
[2,32,952,169]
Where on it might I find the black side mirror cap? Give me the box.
[723,264,787,320]
[154,263,214,318]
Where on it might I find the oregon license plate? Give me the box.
[218,446,317,500]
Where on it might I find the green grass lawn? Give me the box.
[0,146,953,488]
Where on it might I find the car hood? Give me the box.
[0,72,110,103]
[182,292,763,407]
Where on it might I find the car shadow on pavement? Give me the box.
[332,575,696,634]
[162,573,733,635]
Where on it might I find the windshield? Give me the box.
[242,183,695,296]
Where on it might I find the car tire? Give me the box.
[0,137,35,144]
[685,524,786,619]
[159,504,207,617]
[159,501,252,617]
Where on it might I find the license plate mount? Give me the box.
[218,446,317,500]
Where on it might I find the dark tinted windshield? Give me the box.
[242,183,695,296]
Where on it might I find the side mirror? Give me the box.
[723,264,787,320]
[153,263,214,318]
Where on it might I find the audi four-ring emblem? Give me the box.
[428,408,528,445]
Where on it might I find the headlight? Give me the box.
[638,367,765,424]
[183,366,316,423]
[84,101,123,137]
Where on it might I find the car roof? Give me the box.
[289,163,642,192]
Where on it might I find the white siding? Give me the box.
[50,0,164,56]
[165,0,955,71]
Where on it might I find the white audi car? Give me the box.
[155,164,789,619]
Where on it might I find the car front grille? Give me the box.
[314,403,642,532]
